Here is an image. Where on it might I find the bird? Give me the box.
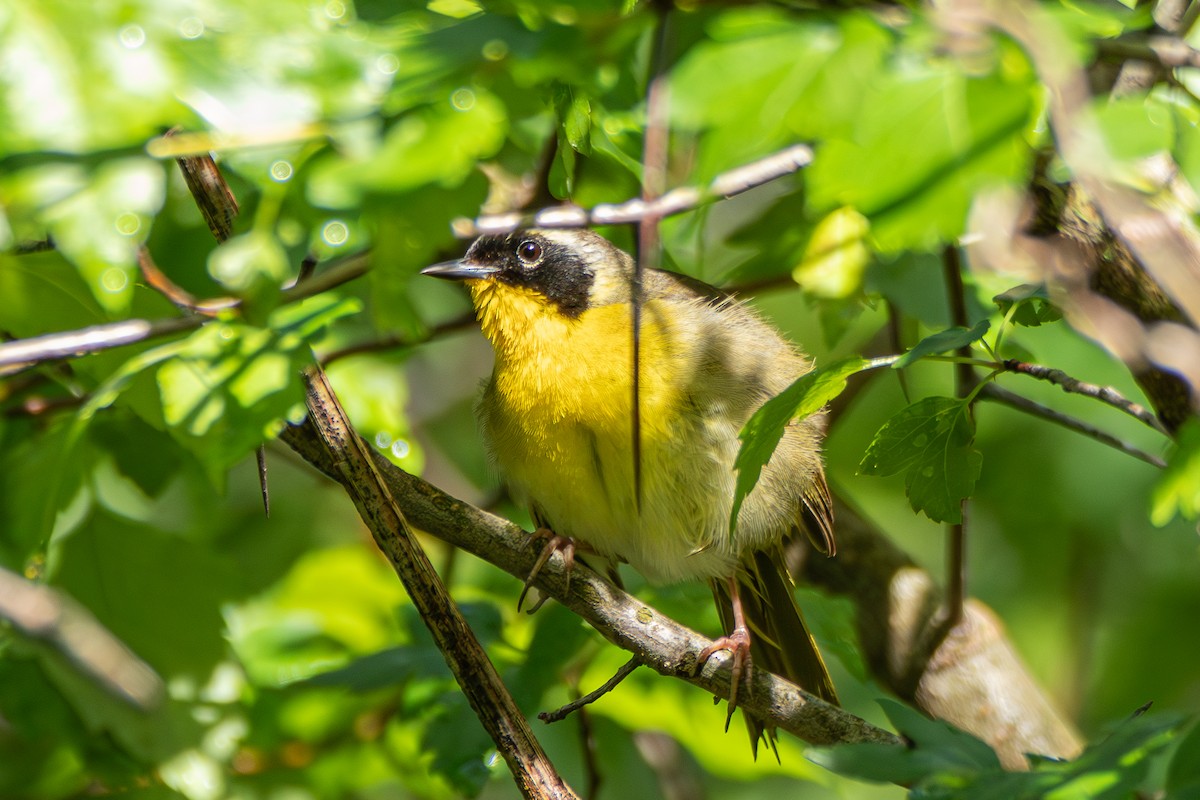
[422,227,838,753]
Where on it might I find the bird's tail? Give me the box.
[712,545,839,757]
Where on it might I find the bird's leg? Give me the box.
[698,575,753,729]
[518,527,578,612]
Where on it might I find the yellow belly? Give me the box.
[476,291,752,582]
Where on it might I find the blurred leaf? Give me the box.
[893,320,990,369]
[304,646,449,691]
[423,695,494,798]
[88,415,183,499]
[509,602,592,709]
[327,355,425,473]
[1151,419,1200,526]
[1169,723,1200,794]
[731,357,868,533]
[155,296,357,478]
[994,284,1062,328]
[229,545,409,687]
[813,702,1179,799]
[859,396,981,523]
[206,230,290,306]
[551,83,592,197]
[308,93,507,207]
[1093,94,1174,167]
[53,512,234,680]
[793,206,870,300]
[808,64,1036,252]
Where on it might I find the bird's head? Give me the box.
[422,229,636,329]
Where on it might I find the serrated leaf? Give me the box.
[994,284,1062,327]
[894,320,990,369]
[858,396,981,523]
[1150,419,1200,526]
[731,357,868,532]
[880,699,1002,771]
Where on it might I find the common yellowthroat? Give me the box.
[423,228,838,750]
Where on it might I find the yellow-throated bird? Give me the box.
[423,228,838,752]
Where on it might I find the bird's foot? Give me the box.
[697,625,753,731]
[518,528,577,613]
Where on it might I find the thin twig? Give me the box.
[137,246,204,312]
[319,312,478,365]
[1003,359,1169,433]
[943,246,972,626]
[631,0,674,514]
[453,144,813,238]
[1181,1,1200,37]
[539,657,643,724]
[979,383,1167,467]
[172,145,277,519]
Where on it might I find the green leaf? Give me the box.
[893,320,990,369]
[53,513,235,680]
[994,284,1062,327]
[807,64,1037,252]
[1151,419,1200,526]
[206,230,290,301]
[880,699,1002,771]
[793,206,871,300]
[308,92,507,207]
[155,296,358,478]
[731,357,868,532]
[859,396,982,523]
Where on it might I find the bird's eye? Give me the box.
[516,239,543,266]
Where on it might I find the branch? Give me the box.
[0,138,800,373]
[942,245,973,627]
[978,383,1167,468]
[453,144,813,238]
[0,565,164,710]
[799,500,1084,770]
[1002,359,1169,434]
[277,420,899,750]
[1095,34,1200,70]
[0,249,372,372]
[298,367,577,799]
[0,317,202,372]
[948,0,1200,428]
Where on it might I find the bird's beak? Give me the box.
[421,259,501,281]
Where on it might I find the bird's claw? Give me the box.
[697,626,753,730]
[518,528,577,613]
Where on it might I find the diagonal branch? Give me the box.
[278,419,899,750]
[299,366,578,799]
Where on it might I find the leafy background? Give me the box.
[0,0,1198,798]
